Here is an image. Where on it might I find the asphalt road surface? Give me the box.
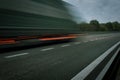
[0,32,120,80]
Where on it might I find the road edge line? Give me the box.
[71,41,120,80]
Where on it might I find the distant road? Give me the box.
[0,33,120,80]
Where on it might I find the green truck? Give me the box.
[0,0,79,45]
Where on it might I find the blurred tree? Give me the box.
[112,21,120,31]
[105,22,114,31]
[79,20,120,31]
[90,20,101,31]
[100,23,107,31]
[79,22,87,31]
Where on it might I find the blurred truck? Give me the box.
[0,0,80,45]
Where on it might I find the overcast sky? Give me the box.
[63,0,120,23]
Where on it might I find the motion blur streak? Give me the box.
[62,0,85,23]
[0,0,81,47]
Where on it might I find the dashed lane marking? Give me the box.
[41,48,54,51]
[61,44,71,47]
[5,53,29,58]
[90,39,94,41]
[84,41,89,43]
[74,42,81,44]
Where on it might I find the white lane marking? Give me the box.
[95,38,99,40]
[74,42,81,44]
[61,44,70,47]
[90,39,94,41]
[5,53,29,58]
[41,48,54,51]
[96,47,120,80]
[52,61,62,66]
[97,37,102,40]
[84,41,89,43]
[99,38,102,40]
[101,37,106,39]
[71,41,120,80]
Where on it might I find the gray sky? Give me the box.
[63,0,120,23]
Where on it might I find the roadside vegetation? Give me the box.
[79,20,120,31]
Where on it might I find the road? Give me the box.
[0,32,120,80]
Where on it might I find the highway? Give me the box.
[0,33,120,80]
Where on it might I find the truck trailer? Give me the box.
[0,0,80,45]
